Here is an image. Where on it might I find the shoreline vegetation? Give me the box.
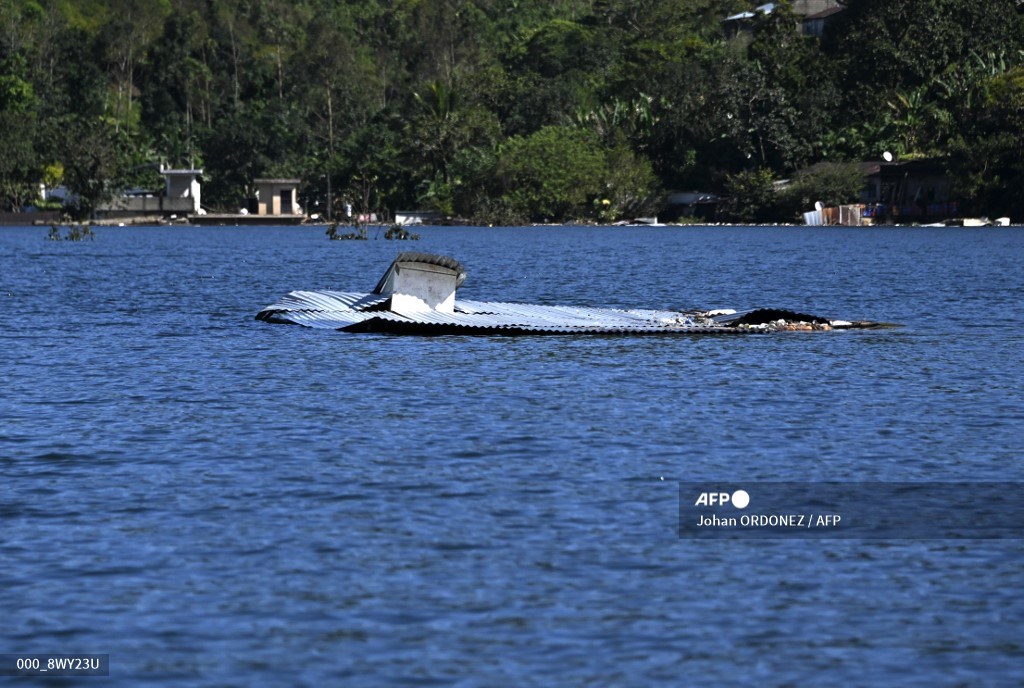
[2,1,1023,226]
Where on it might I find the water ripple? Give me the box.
[1,225,1022,685]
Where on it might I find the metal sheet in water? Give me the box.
[256,253,883,335]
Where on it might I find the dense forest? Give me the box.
[2,0,1023,222]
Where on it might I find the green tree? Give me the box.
[830,0,1024,93]
[642,41,731,187]
[948,66,1024,218]
[776,162,866,219]
[498,19,613,135]
[0,109,40,210]
[140,10,213,165]
[722,168,778,223]
[404,79,501,215]
[337,110,415,220]
[599,138,662,221]
[199,106,270,209]
[0,52,40,209]
[9,0,1024,224]
[826,0,1024,158]
[58,116,134,218]
[445,144,500,220]
[883,86,950,157]
[100,0,172,135]
[496,125,607,222]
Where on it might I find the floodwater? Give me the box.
[2,224,1023,686]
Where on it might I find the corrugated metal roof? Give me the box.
[256,291,390,329]
[255,253,884,335]
[256,291,747,335]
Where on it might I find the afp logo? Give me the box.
[694,489,750,509]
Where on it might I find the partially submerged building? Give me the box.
[800,158,963,225]
[89,166,203,221]
[191,177,306,225]
[860,159,958,222]
[255,178,302,217]
[162,168,203,214]
[257,252,886,334]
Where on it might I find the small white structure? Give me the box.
[372,253,466,315]
[255,178,302,216]
[90,166,203,218]
[161,167,203,214]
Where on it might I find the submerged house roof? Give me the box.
[256,253,884,335]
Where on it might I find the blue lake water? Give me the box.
[2,224,1023,686]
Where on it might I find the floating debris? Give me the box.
[384,224,420,240]
[325,222,367,240]
[256,253,887,335]
[47,223,95,241]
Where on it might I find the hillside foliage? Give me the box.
[2,0,1023,222]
